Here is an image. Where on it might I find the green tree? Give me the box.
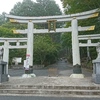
[36,0,62,16]
[10,0,62,16]
[62,0,100,14]
[61,0,100,62]
[34,35,60,66]
[0,26,13,37]
[0,12,7,25]
[10,0,36,16]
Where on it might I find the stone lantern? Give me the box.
[92,44,100,84]
[0,48,8,83]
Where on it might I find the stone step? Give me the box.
[0,85,100,90]
[0,84,100,97]
[0,89,100,96]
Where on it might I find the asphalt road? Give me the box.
[0,96,99,100]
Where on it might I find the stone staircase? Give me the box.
[0,85,100,97]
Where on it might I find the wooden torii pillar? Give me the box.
[5,8,99,78]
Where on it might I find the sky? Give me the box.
[0,0,63,14]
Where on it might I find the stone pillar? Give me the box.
[70,18,84,78]
[3,41,9,74]
[72,18,80,65]
[27,21,33,67]
[22,21,36,78]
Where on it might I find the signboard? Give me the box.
[24,54,30,70]
[12,57,22,65]
[47,20,56,32]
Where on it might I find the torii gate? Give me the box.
[0,38,27,74]
[78,34,100,56]
[78,34,100,82]
[79,34,100,59]
[79,34,100,47]
[5,8,99,77]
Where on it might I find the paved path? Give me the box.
[8,60,92,77]
[3,60,96,86]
